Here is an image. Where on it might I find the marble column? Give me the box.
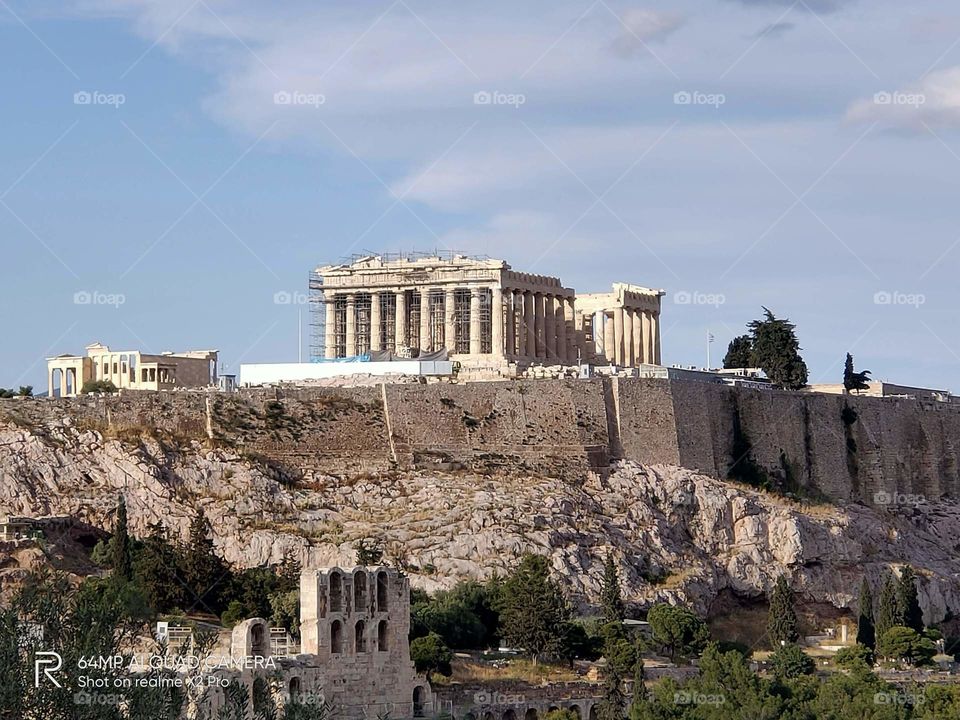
[504,290,515,357]
[604,312,616,364]
[491,286,504,358]
[613,308,625,366]
[444,287,457,353]
[652,311,661,364]
[533,293,544,359]
[395,291,407,349]
[369,293,382,353]
[524,292,535,360]
[555,298,567,364]
[565,297,578,363]
[632,311,644,366]
[642,311,653,364]
[623,308,634,366]
[345,294,356,358]
[419,289,432,352]
[324,296,337,359]
[544,295,556,361]
[593,311,605,359]
[469,288,482,355]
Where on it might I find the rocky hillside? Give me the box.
[2,414,960,629]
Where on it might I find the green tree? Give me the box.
[856,577,875,649]
[111,495,133,581]
[875,573,901,641]
[723,334,754,369]
[355,538,384,566]
[80,379,118,394]
[843,353,872,394]
[834,643,874,670]
[646,604,709,663]
[766,575,799,646]
[897,565,924,633]
[596,666,625,720]
[769,643,815,678]
[498,554,572,662]
[600,551,625,625]
[409,632,453,683]
[181,507,232,615]
[746,308,808,389]
[133,522,183,614]
[627,657,651,720]
[876,625,936,666]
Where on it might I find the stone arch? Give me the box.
[568,705,582,720]
[331,619,343,654]
[464,714,477,720]
[230,618,269,658]
[355,620,367,652]
[547,708,560,714]
[288,676,301,698]
[588,705,597,720]
[330,571,343,613]
[251,623,266,655]
[377,619,388,651]
[354,570,367,612]
[482,713,494,720]
[524,710,538,720]
[377,570,389,611]
[50,368,63,398]
[413,685,427,717]
[503,710,516,720]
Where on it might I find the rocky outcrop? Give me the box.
[2,418,960,626]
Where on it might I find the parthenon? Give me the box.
[310,253,663,367]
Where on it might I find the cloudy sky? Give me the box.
[2,0,959,391]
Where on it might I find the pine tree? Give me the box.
[112,495,132,580]
[723,335,754,369]
[843,353,855,393]
[843,352,872,394]
[856,578,875,649]
[767,575,799,646]
[181,507,231,615]
[627,656,650,720]
[875,573,900,641]
[499,554,572,663]
[134,522,184,613]
[601,551,625,625]
[747,308,808,389]
[897,566,924,633]
[597,666,625,720]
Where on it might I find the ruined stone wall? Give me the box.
[5,378,960,504]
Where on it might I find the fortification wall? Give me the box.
[5,378,960,504]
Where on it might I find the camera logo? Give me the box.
[273,90,325,108]
[73,290,125,308]
[473,90,525,108]
[74,90,125,108]
[873,290,925,308]
[674,90,725,108]
[35,651,62,688]
[673,290,725,307]
[273,290,310,305]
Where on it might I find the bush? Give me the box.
[834,643,874,669]
[646,604,709,663]
[876,626,936,666]
[410,632,453,682]
[81,379,118,394]
[769,643,815,678]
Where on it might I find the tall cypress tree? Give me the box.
[112,495,132,581]
[897,566,924,633]
[627,656,650,720]
[767,575,799,646]
[856,578,875,649]
[875,573,900,641]
[182,507,231,615]
[597,667,625,720]
[601,551,625,625]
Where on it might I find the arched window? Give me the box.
[288,677,300,698]
[354,571,367,612]
[377,571,389,611]
[330,572,343,613]
[503,710,516,720]
[524,710,538,720]
[355,620,366,652]
[377,620,388,651]
[569,706,582,720]
[331,620,343,654]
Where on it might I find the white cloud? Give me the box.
[845,67,960,131]
[610,9,684,57]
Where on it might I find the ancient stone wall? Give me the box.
[6,378,960,505]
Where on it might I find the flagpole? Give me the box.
[707,330,710,370]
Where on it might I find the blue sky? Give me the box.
[2,0,960,392]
